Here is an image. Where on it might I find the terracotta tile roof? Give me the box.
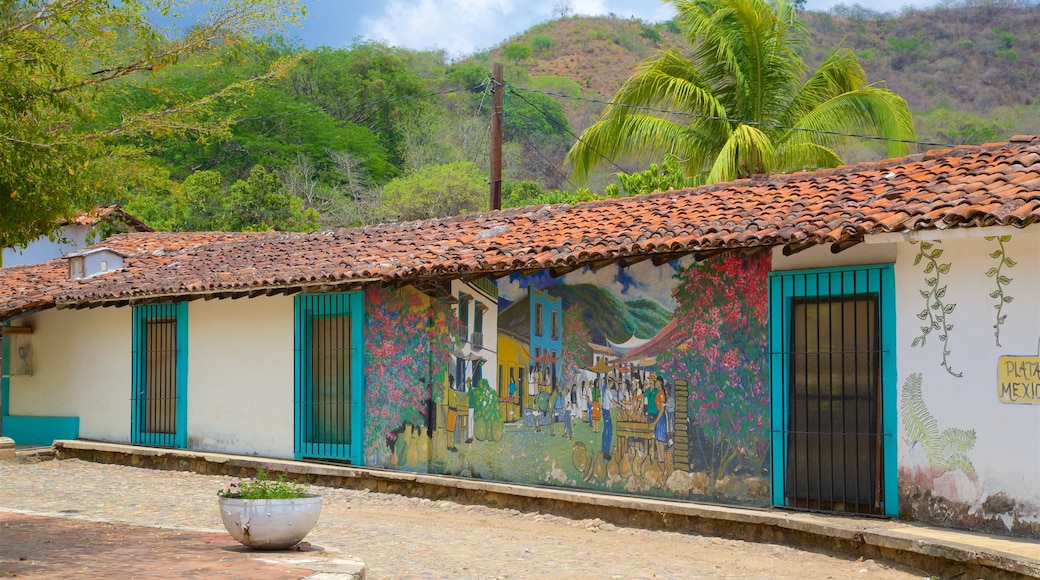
[0,232,271,318]
[63,205,155,232]
[2,136,1040,319]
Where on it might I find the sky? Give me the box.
[498,259,685,310]
[290,0,943,58]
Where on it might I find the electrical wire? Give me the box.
[506,86,629,175]
[235,84,486,124]
[510,85,958,149]
[509,121,578,190]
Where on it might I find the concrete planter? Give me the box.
[218,495,322,550]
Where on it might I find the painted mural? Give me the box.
[910,240,961,377]
[362,252,772,506]
[362,285,451,469]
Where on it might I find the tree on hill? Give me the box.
[0,0,303,248]
[120,166,319,232]
[380,161,488,222]
[565,0,916,186]
[503,42,532,65]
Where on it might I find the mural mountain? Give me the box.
[543,283,671,344]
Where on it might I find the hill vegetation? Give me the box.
[84,0,1040,234]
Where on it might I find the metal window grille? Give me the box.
[132,304,182,447]
[773,269,886,516]
[295,293,359,460]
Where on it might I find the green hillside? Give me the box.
[79,1,1040,234]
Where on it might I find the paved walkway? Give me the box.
[2,446,1038,579]
[0,512,324,579]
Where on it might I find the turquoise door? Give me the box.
[294,292,364,463]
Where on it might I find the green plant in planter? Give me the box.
[218,466,308,499]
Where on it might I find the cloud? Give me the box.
[559,260,683,311]
[497,274,528,303]
[361,0,555,57]
[358,0,677,57]
[498,257,687,311]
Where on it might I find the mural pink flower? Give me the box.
[657,253,771,483]
[362,286,453,466]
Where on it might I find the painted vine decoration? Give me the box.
[910,240,961,377]
[983,235,1016,347]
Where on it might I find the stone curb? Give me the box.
[52,440,1040,580]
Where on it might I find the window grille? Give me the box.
[132,303,186,448]
[770,266,895,516]
[295,292,363,462]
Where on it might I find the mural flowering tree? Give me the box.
[561,303,594,388]
[656,253,771,488]
[363,286,453,465]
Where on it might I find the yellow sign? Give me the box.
[997,342,1040,404]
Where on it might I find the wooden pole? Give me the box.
[490,62,503,211]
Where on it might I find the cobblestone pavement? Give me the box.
[0,458,930,579]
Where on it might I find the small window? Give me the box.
[534,303,544,337]
[474,301,486,334]
[550,310,559,340]
[458,294,471,332]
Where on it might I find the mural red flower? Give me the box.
[656,253,771,483]
[363,286,453,465]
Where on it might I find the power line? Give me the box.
[506,86,629,175]
[510,122,578,190]
[510,85,958,149]
[235,84,486,124]
[469,75,493,168]
[495,79,579,189]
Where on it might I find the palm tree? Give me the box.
[565,0,916,186]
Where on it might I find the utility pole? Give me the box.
[490,62,503,211]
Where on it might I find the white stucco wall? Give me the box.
[7,295,297,457]
[771,239,897,271]
[894,226,1040,512]
[7,307,132,442]
[772,227,1040,532]
[186,296,295,458]
[2,224,96,267]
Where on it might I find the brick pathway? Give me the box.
[0,512,315,579]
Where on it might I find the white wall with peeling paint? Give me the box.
[895,225,1040,529]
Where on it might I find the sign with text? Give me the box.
[998,342,1040,404]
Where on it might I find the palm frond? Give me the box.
[613,50,726,117]
[565,114,692,183]
[780,47,868,131]
[786,86,916,158]
[707,122,774,182]
[773,141,842,173]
